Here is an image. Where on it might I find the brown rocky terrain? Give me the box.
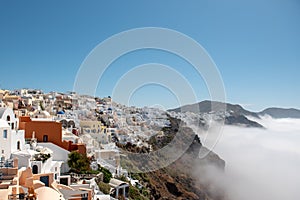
[118,116,226,200]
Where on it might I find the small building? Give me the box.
[109,178,129,199]
[19,116,86,155]
[0,107,25,160]
[29,110,51,119]
[80,120,102,134]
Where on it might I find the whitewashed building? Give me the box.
[0,107,25,161]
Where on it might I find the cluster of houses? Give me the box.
[0,88,172,200]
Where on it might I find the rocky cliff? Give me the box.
[118,117,225,200]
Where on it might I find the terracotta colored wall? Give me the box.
[19,116,31,130]
[22,121,62,148]
[70,144,86,155]
[19,116,86,155]
[0,168,18,176]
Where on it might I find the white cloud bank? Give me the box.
[199,116,300,200]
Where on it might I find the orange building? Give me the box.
[19,116,86,155]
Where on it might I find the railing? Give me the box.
[8,193,27,200]
[70,172,99,180]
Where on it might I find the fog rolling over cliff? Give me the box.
[194,116,300,200]
[169,101,300,199]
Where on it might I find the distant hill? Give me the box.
[168,100,263,128]
[168,100,259,118]
[259,108,300,119]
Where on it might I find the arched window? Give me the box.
[32,165,38,174]
[6,115,10,121]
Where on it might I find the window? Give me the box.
[3,130,7,139]
[32,165,38,174]
[17,141,21,150]
[6,115,10,121]
[43,135,48,142]
[60,177,69,186]
[11,123,14,130]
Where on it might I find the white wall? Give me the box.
[50,161,62,180]
[10,130,25,153]
[0,107,18,130]
[0,108,26,160]
[38,142,70,173]
[0,120,11,160]
[11,152,31,168]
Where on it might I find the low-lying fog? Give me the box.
[199,116,300,200]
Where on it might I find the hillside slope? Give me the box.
[119,117,225,200]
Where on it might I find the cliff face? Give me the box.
[146,135,225,200]
[119,117,225,200]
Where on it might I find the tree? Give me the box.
[68,151,90,173]
[98,165,112,183]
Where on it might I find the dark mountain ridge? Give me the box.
[168,100,263,128]
[259,107,300,119]
[168,101,300,128]
[169,100,259,118]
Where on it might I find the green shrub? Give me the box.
[128,185,149,200]
[99,166,112,183]
[98,182,110,194]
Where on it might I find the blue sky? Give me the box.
[0,0,299,111]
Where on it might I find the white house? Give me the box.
[0,108,68,180]
[39,142,70,173]
[0,107,25,161]
[0,107,18,130]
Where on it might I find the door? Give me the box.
[32,165,38,174]
[40,176,49,187]
[43,135,48,142]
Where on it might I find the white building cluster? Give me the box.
[0,88,177,199]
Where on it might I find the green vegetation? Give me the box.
[68,151,90,173]
[98,182,110,194]
[98,165,112,183]
[129,185,149,200]
[126,173,151,200]
[131,173,149,183]
[115,174,127,182]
